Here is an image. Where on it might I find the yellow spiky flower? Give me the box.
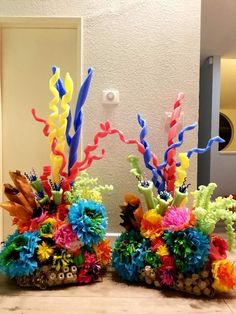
[37,241,54,262]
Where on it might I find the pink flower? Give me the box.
[156,269,175,287]
[162,207,195,231]
[77,252,102,283]
[54,224,82,251]
[29,212,49,231]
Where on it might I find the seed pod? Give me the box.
[71,265,78,274]
[191,274,199,281]
[185,285,193,293]
[185,278,193,286]
[144,265,152,276]
[62,266,70,273]
[203,287,211,296]
[175,280,184,290]
[150,271,156,280]
[64,272,74,284]
[198,280,207,290]
[39,278,47,290]
[193,286,201,295]
[66,272,73,280]
[48,272,57,281]
[154,280,161,288]
[57,272,65,281]
[145,277,153,285]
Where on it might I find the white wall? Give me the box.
[0,0,201,232]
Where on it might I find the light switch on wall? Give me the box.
[102,90,119,105]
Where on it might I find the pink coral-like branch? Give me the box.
[68,121,153,183]
[31,108,50,137]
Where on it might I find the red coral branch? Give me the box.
[67,121,148,183]
[164,93,184,192]
[31,108,50,137]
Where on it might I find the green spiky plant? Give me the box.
[65,171,113,204]
[192,183,236,250]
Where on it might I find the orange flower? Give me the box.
[93,239,111,267]
[212,259,236,292]
[140,209,163,240]
[15,219,31,233]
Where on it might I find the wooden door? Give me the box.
[0,18,81,240]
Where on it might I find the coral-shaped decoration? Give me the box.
[113,94,236,297]
[0,67,118,289]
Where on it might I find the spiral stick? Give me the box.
[68,121,146,183]
[31,109,50,137]
[157,123,197,189]
[164,92,184,192]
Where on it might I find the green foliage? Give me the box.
[192,184,236,250]
[127,155,143,179]
[144,250,161,269]
[65,171,113,204]
[192,183,217,210]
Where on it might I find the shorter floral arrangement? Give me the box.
[0,67,115,289]
[112,94,236,297]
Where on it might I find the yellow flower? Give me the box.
[39,217,58,238]
[141,209,163,240]
[157,245,169,256]
[212,259,236,292]
[37,241,54,262]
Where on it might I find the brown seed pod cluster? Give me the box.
[139,265,216,297]
[139,266,161,287]
[174,270,215,297]
[16,265,78,290]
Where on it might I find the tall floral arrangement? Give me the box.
[0,66,140,289]
[112,94,236,297]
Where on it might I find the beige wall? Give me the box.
[0,0,201,232]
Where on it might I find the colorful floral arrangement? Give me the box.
[112,93,236,297]
[0,66,117,289]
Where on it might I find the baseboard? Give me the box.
[106,232,120,244]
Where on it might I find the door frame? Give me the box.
[0,16,82,242]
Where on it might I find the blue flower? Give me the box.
[112,230,150,282]
[163,228,210,274]
[68,199,107,246]
[0,230,40,278]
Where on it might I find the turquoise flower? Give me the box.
[68,199,107,246]
[0,230,40,278]
[163,228,210,274]
[112,230,150,282]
